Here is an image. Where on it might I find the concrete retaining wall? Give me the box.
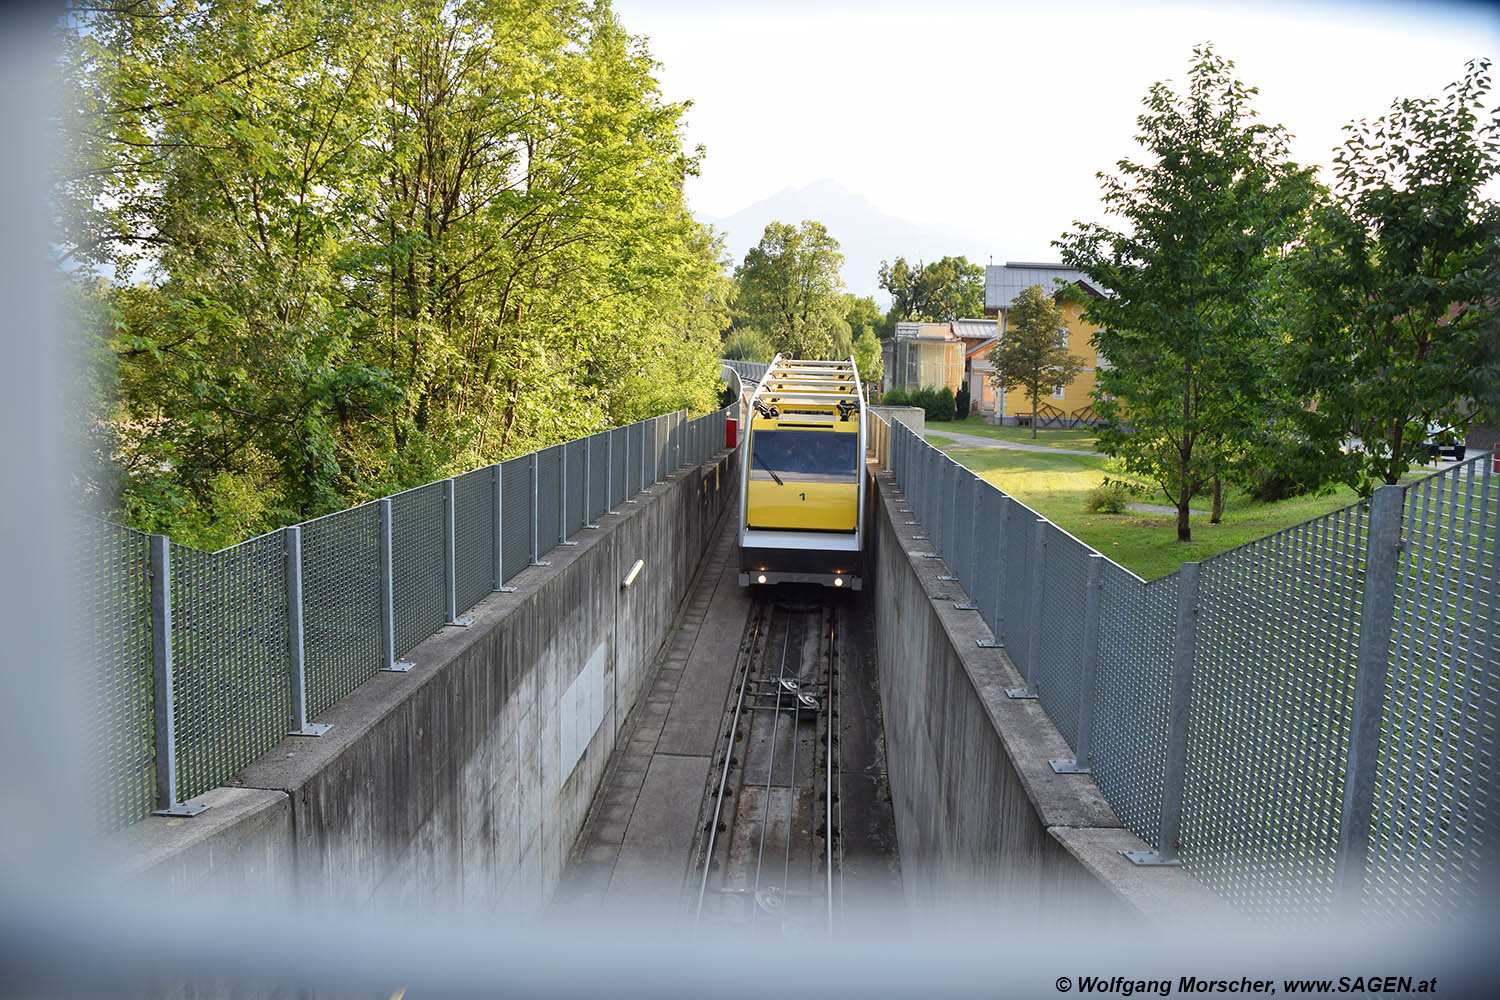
[867,468,1225,924]
[113,450,739,915]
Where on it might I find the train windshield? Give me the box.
[750,430,859,483]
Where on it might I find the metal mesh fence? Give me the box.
[629,422,645,497]
[952,469,976,593]
[1367,456,1499,922]
[169,535,289,801]
[453,467,496,614]
[1092,568,1176,848]
[1180,503,1367,920]
[1036,525,1091,752]
[610,427,627,508]
[390,483,446,658]
[588,433,609,521]
[536,446,563,552]
[565,440,586,539]
[1001,502,1036,672]
[501,456,532,582]
[301,503,382,717]
[973,487,1006,643]
[79,517,155,832]
[80,402,728,831]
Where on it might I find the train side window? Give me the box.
[750,430,858,483]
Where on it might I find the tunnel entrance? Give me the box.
[552,516,900,928]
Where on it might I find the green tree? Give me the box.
[852,327,884,391]
[733,221,850,359]
[1287,59,1500,490]
[878,255,984,325]
[1056,45,1315,541]
[723,329,774,362]
[987,285,1086,439]
[59,0,730,538]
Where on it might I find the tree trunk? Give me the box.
[1177,495,1192,542]
[1210,473,1223,524]
[1031,398,1038,439]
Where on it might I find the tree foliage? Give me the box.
[57,0,730,544]
[733,220,850,360]
[986,285,1086,439]
[1286,59,1500,490]
[878,255,984,326]
[1056,45,1315,541]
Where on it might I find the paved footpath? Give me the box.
[930,427,1098,456]
[551,509,751,915]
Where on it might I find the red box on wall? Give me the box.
[726,416,738,449]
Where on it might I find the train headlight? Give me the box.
[834,576,844,587]
[757,574,767,584]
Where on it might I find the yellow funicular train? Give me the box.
[738,354,866,589]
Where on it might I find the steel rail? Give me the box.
[693,602,769,927]
[750,610,796,932]
[825,610,836,931]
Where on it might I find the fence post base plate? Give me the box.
[1050,759,1089,774]
[291,723,332,737]
[1122,850,1180,867]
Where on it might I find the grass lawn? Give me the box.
[924,416,1099,450]
[941,446,1373,581]
[925,433,956,447]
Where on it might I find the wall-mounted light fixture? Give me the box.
[622,559,644,589]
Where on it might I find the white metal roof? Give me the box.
[984,262,1108,312]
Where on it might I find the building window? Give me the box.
[1052,385,1065,400]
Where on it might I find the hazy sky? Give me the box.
[613,0,1500,265]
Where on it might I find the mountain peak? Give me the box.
[701,181,988,302]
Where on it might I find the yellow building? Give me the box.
[982,262,1109,427]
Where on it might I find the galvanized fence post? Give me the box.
[443,479,472,625]
[1334,485,1405,907]
[379,498,414,672]
[1006,519,1047,699]
[493,463,515,593]
[1052,553,1104,773]
[285,525,329,737]
[149,534,207,816]
[1126,560,1200,866]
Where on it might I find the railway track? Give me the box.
[690,594,844,934]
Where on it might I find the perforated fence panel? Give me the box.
[951,470,975,593]
[1367,457,1500,922]
[629,422,645,496]
[660,413,672,479]
[301,504,382,717]
[973,488,1006,643]
[588,433,608,521]
[169,535,289,801]
[564,441,586,538]
[80,518,155,832]
[1001,504,1036,672]
[501,456,532,582]
[1093,567,1176,848]
[610,428,627,508]
[1180,503,1367,920]
[454,467,496,614]
[390,483,445,658]
[1036,525,1091,752]
[536,446,563,552]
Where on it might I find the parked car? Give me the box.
[1419,424,1466,462]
